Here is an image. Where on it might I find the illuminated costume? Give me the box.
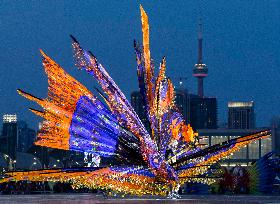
[2,6,270,197]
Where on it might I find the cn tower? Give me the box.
[193,20,208,98]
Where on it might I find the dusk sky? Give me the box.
[0,0,279,129]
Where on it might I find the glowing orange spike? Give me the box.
[140,5,154,108]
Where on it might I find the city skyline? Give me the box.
[0,1,279,129]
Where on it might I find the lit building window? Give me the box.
[3,114,17,123]
[199,136,209,148]
[229,136,247,159]
[211,136,228,145]
[261,138,272,156]
[248,140,259,159]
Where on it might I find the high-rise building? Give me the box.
[193,20,208,97]
[130,90,217,130]
[0,115,36,160]
[17,121,36,152]
[0,114,18,159]
[175,88,190,124]
[189,95,217,130]
[228,101,255,129]
[131,89,191,128]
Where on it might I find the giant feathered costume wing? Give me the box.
[2,6,271,195]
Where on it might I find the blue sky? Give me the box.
[0,0,279,129]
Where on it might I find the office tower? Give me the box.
[175,88,190,124]
[1,114,18,159]
[189,95,217,130]
[228,101,255,129]
[17,121,36,152]
[131,90,217,130]
[131,89,191,128]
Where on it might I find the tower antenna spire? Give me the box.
[193,12,208,97]
[197,18,203,64]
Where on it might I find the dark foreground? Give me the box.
[1,194,280,204]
